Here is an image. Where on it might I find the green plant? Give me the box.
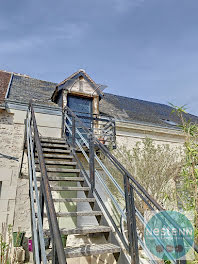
[0,223,12,264]
[102,138,183,208]
[171,104,198,246]
[99,138,184,240]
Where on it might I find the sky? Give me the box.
[1,0,198,115]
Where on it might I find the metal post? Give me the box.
[72,116,76,148]
[61,110,65,138]
[19,116,29,177]
[124,175,139,264]
[89,133,95,192]
[39,180,44,224]
[52,242,59,264]
[38,180,44,260]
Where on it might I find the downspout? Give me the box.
[5,72,13,99]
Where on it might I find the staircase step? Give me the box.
[47,243,120,259]
[36,153,73,159]
[41,143,69,149]
[34,197,95,203]
[36,176,84,182]
[53,198,95,203]
[44,225,111,236]
[52,211,103,217]
[41,148,71,154]
[36,168,80,173]
[40,137,66,144]
[35,160,77,166]
[50,186,90,191]
[21,175,84,181]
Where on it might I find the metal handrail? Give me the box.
[64,106,198,263]
[26,113,43,264]
[29,101,67,264]
[64,107,140,262]
[64,106,162,209]
[65,112,176,262]
[64,107,116,147]
[65,110,179,263]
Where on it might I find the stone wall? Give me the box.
[0,109,24,232]
[115,120,185,149]
[0,107,62,236]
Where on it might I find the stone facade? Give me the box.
[0,106,62,234]
[116,120,185,148]
[0,69,192,263]
[0,109,24,232]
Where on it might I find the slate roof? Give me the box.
[5,72,198,128]
[8,74,57,107]
[100,93,198,128]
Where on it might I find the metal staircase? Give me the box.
[39,137,121,262]
[20,101,198,264]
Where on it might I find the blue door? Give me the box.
[67,95,93,143]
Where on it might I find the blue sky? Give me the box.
[1,0,198,115]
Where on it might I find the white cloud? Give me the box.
[0,22,89,54]
[51,23,89,40]
[0,36,43,53]
[112,0,145,13]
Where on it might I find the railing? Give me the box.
[63,106,198,264]
[62,110,116,148]
[24,101,67,264]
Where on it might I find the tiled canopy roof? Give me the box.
[2,71,198,128]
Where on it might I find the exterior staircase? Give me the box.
[36,137,121,263]
[23,101,198,264]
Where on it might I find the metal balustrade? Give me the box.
[23,101,67,264]
[19,102,198,264]
[63,109,116,148]
[63,106,198,264]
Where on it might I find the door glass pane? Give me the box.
[67,95,93,143]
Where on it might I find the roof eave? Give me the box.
[51,87,59,102]
[55,70,104,99]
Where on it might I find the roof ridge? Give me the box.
[13,73,57,85]
[0,69,58,84]
[0,69,32,77]
[0,69,12,74]
[56,69,97,87]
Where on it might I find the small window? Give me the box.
[162,119,178,126]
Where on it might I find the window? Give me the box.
[162,119,178,126]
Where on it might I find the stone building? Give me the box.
[0,69,197,263]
